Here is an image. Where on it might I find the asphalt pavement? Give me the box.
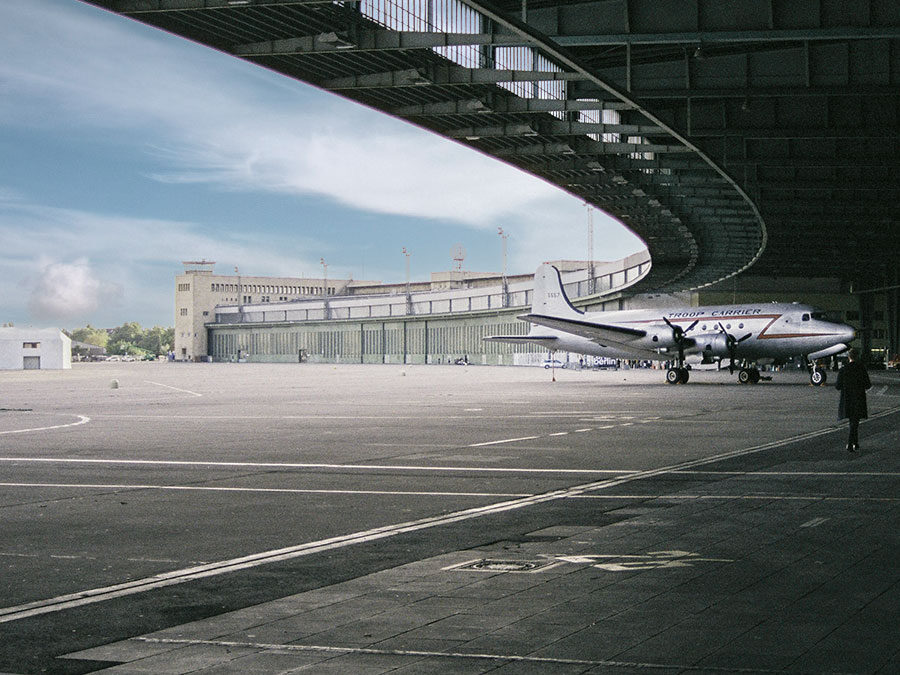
[1,362,898,673]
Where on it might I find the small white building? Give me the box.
[0,328,72,370]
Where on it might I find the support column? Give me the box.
[887,275,899,361]
[858,291,874,362]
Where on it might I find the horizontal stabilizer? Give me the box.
[484,335,558,345]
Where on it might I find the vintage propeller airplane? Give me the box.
[486,264,856,385]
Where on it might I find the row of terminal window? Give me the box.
[210,283,335,296]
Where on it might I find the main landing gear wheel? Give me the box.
[666,367,689,384]
[738,368,761,384]
[810,368,827,386]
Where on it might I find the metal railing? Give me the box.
[213,253,650,326]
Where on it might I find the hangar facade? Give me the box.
[204,253,650,364]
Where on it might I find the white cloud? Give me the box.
[0,200,336,326]
[27,258,122,322]
[2,1,644,256]
[0,186,25,202]
[151,114,580,229]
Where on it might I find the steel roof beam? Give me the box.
[551,27,900,47]
[723,158,899,168]
[492,142,578,157]
[234,30,531,56]
[690,128,900,140]
[446,123,539,139]
[391,97,634,117]
[116,0,335,12]
[577,85,900,100]
[510,156,707,173]
[323,65,586,90]
[567,142,691,155]
[539,120,664,136]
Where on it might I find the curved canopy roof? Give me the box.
[83,0,899,292]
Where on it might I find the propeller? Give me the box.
[717,322,752,373]
[663,317,699,365]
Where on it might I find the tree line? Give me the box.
[67,323,174,357]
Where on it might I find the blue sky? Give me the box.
[0,0,645,329]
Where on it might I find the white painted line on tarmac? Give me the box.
[573,494,900,502]
[468,435,539,447]
[0,457,630,475]
[0,482,531,499]
[673,470,900,477]
[0,484,603,624]
[0,415,90,436]
[94,414,501,420]
[801,517,830,528]
[145,381,203,397]
[126,636,799,673]
[0,420,857,625]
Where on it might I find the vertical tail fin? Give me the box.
[531,264,582,317]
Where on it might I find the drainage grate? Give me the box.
[446,558,559,573]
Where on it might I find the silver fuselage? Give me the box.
[530,303,854,362]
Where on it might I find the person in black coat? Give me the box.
[835,349,871,452]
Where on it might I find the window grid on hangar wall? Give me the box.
[209,321,536,358]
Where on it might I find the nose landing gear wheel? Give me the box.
[810,368,827,386]
[738,368,761,384]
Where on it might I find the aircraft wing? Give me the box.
[522,313,665,360]
[483,335,559,345]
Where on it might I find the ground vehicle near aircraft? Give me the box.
[486,265,856,385]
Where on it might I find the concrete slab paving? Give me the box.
[64,455,900,673]
[3,364,899,673]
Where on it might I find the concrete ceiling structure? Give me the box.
[82,0,899,293]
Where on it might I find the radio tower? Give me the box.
[497,227,509,307]
[451,244,466,272]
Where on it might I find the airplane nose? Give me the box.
[844,324,856,343]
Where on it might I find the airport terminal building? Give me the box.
[175,260,369,361]
[177,255,651,365]
[176,256,894,366]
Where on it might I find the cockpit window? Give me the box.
[811,312,828,321]
[802,313,810,321]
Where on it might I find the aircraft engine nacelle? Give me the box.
[644,326,676,348]
[694,333,731,358]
